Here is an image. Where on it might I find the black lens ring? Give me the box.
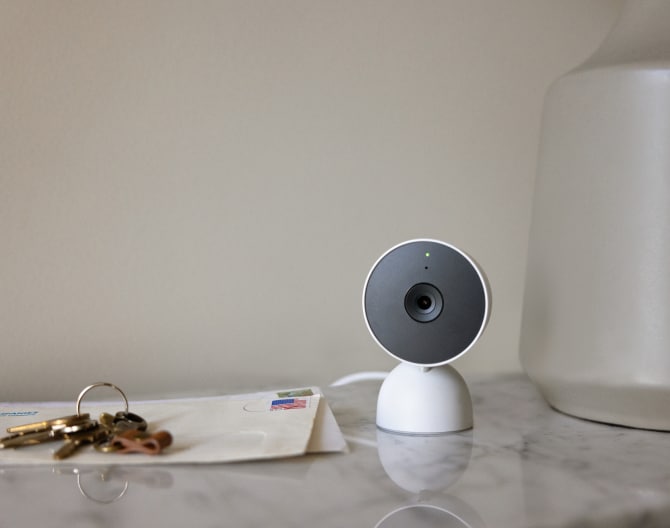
[404,283,444,323]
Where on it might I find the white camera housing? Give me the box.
[363,239,490,434]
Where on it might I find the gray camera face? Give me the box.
[363,240,489,366]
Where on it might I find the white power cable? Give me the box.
[330,371,388,387]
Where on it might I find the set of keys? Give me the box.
[0,382,172,460]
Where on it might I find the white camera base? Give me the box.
[376,363,473,435]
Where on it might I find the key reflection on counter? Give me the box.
[54,465,174,504]
[375,429,486,528]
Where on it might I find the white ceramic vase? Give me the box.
[520,0,670,430]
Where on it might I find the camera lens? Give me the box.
[404,283,443,323]
[417,295,433,311]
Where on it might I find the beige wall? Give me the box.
[1,1,622,400]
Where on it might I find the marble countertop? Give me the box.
[1,374,669,527]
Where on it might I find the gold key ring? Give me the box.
[76,382,129,416]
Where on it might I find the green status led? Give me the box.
[425,252,430,257]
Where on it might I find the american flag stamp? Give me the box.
[270,398,308,411]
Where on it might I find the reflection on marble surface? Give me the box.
[376,429,473,494]
[376,502,480,528]
[1,375,670,527]
[375,428,485,528]
[53,465,174,504]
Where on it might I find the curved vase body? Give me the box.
[520,0,670,430]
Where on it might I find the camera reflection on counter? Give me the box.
[375,429,486,528]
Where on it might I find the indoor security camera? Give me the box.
[363,239,490,434]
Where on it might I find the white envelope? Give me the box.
[0,387,347,466]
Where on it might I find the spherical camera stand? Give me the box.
[377,363,473,434]
[363,239,490,436]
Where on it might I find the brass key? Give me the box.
[0,429,62,449]
[0,418,97,449]
[53,425,109,460]
[5,413,91,435]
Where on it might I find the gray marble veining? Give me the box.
[1,374,669,527]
